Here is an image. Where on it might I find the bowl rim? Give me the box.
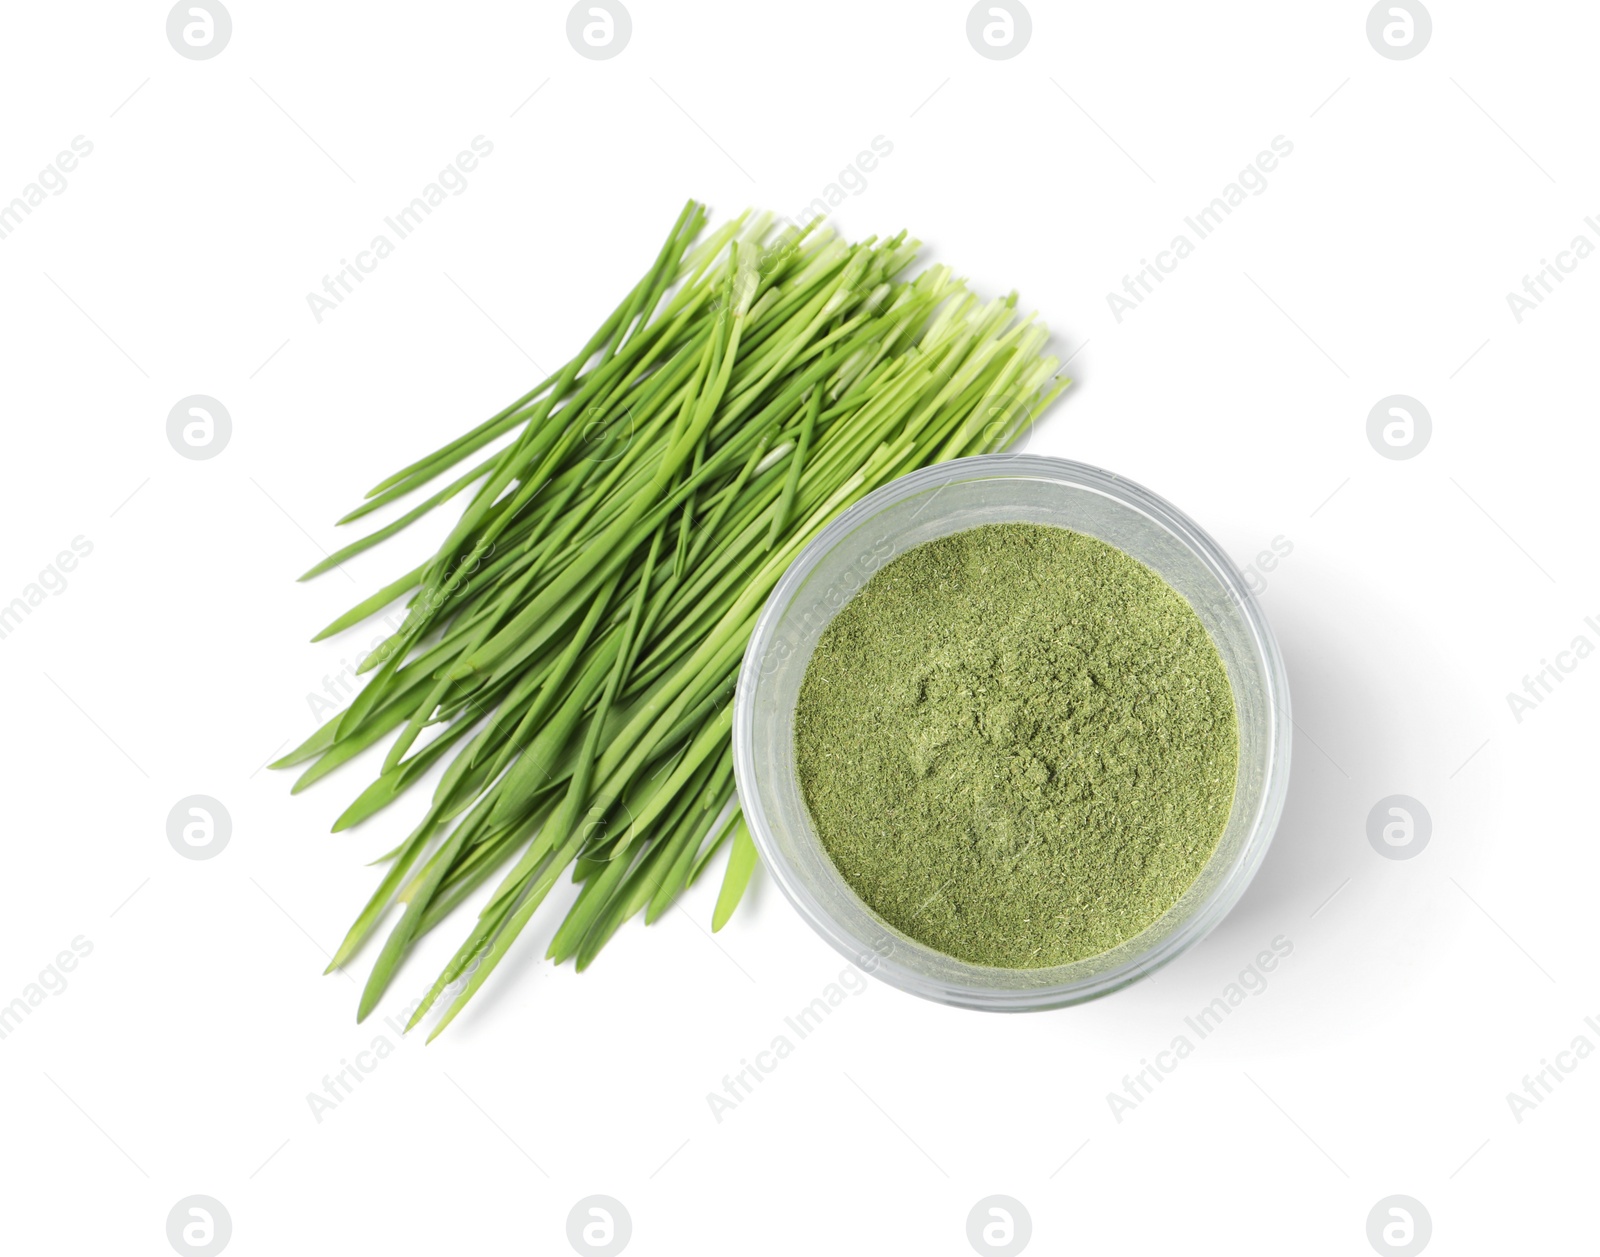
[732,453,1293,1011]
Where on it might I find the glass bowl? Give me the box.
[732,454,1292,1011]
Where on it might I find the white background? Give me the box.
[1,2,1595,1254]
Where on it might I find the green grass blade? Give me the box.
[711,816,758,932]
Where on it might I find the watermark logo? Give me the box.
[566,1195,631,1255]
[972,382,1041,461]
[567,3,631,60]
[166,1195,232,1255]
[577,402,635,465]
[167,395,232,460]
[1365,1195,1431,1254]
[855,931,894,975]
[167,795,232,861]
[1366,3,1431,60]
[974,790,1037,859]
[966,1195,1032,1255]
[167,3,232,60]
[1367,795,1430,860]
[966,3,1032,60]
[1366,394,1430,460]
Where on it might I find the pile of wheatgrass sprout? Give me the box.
[276,199,1070,1037]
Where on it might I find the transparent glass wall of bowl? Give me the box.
[733,455,1292,1012]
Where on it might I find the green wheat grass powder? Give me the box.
[793,522,1239,968]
